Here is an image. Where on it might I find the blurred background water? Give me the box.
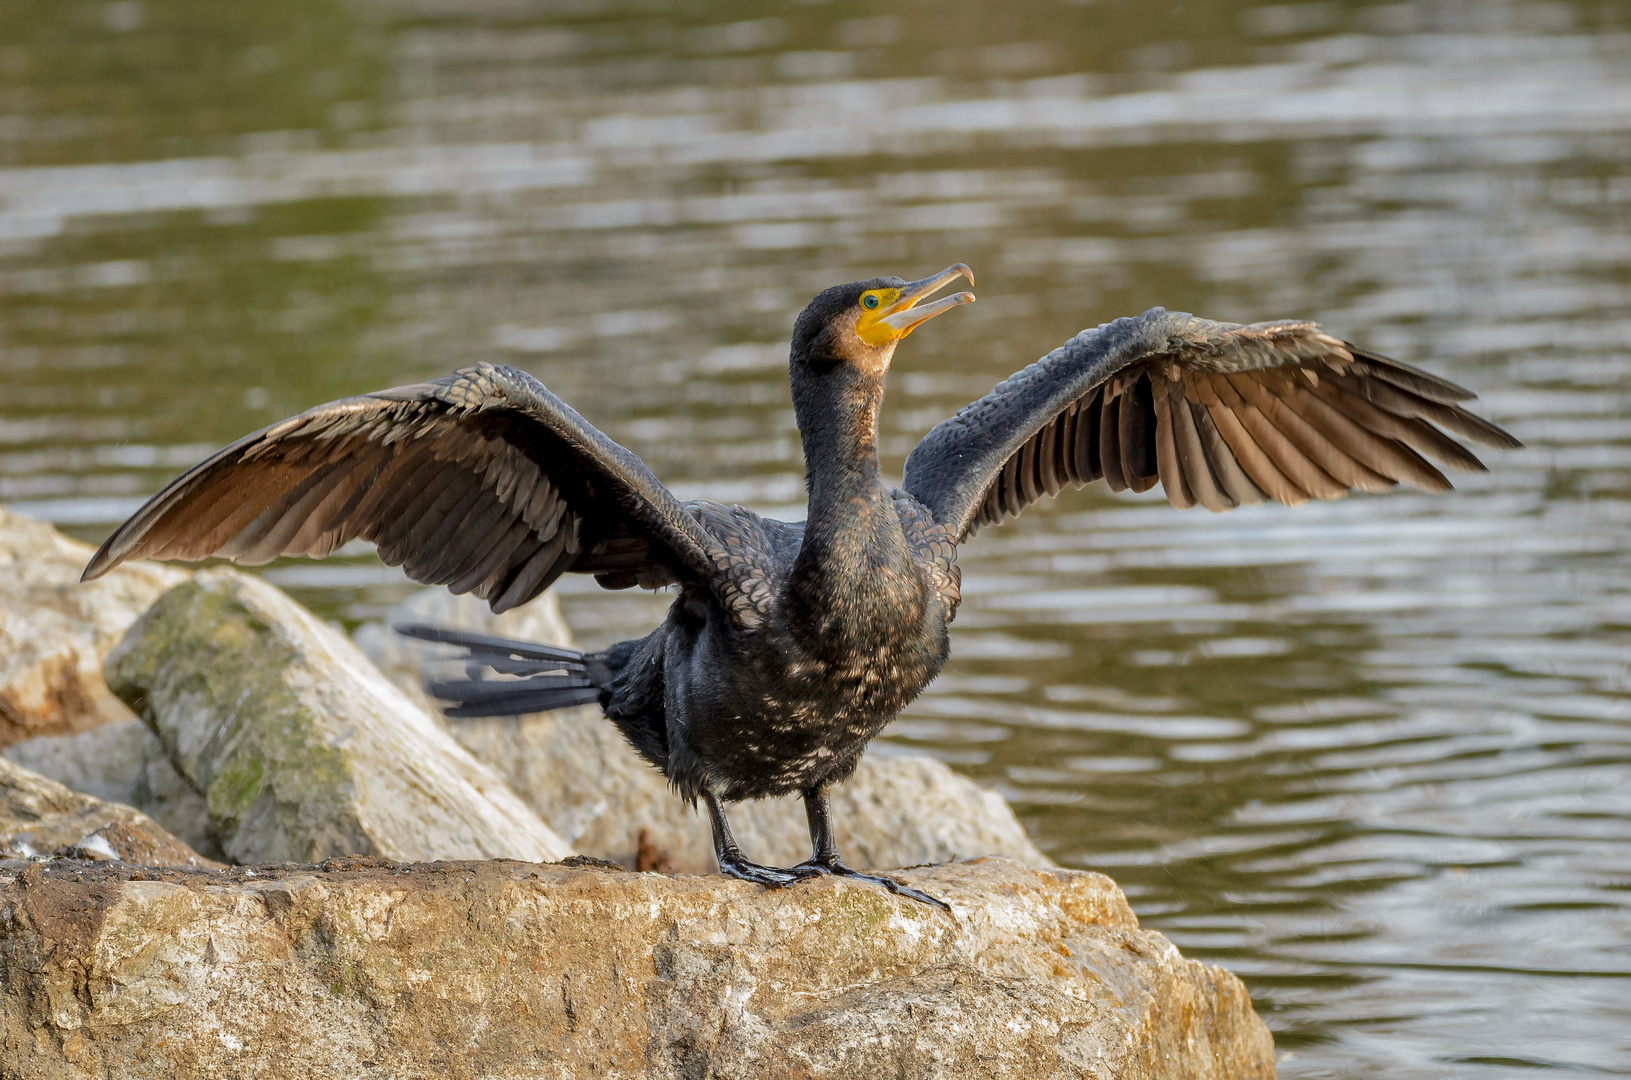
[3,0,1631,1073]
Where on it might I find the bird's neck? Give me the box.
[795,369,890,526]
[788,370,917,645]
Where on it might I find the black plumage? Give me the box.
[83,267,1520,908]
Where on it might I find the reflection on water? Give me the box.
[4,1,1631,1073]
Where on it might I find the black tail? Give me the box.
[393,623,608,717]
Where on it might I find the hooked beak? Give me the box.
[878,264,976,338]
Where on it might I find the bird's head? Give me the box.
[790,264,975,381]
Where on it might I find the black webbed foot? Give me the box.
[792,856,951,911]
[716,848,827,889]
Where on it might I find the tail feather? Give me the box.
[443,686,602,718]
[394,623,587,669]
[425,673,589,700]
[393,622,606,718]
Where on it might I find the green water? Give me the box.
[3,1,1630,1073]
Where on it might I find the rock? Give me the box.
[3,721,223,862]
[3,719,146,807]
[357,588,1051,872]
[104,568,573,866]
[0,505,187,749]
[0,856,1275,1078]
[0,757,217,867]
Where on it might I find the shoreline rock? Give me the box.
[0,856,1274,1079]
[105,568,573,866]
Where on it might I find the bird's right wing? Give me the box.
[903,308,1521,542]
[82,363,734,614]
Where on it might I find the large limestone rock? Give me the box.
[0,506,187,748]
[357,589,1050,872]
[0,856,1274,1078]
[4,721,221,862]
[104,568,572,866]
[0,757,215,868]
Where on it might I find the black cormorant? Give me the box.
[82,265,1520,907]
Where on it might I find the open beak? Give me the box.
[879,264,976,338]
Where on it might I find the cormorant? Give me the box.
[82,265,1520,908]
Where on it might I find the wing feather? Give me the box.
[1223,371,1391,495]
[1099,392,1126,492]
[1038,417,1065,496]
[84,363,729,616]
[1303,376,1487,472]
[904,308,1518,540]
[1192,375,1310,507]
[1119,375,1159,494]
[1210,373,1347,500]
[1271,370,1451,491]
[1188,397,1265,507]
[1018,436,1042,505]
[1149,376,1195,510]
[1169,382,1233,512]
[1073,391,1103,485]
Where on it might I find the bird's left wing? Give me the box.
[82,363,729,613]
[903,308,1521,543]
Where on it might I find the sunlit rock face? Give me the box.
[0,507,187,749]
[104,568,573,867]
[0,856,1273,1080]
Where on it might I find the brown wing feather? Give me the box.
[1168,380,1234,512]
[1149,375,1196,510]
[83,363,726,615]
[908,308,1520,538]
[1191,373,1310,507]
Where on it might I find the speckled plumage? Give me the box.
[84,281,1518,905]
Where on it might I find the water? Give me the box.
[3,0,1631,1073]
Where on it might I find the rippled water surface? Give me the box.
[5,1,1631,1073]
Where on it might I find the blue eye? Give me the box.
[862,294,879,310]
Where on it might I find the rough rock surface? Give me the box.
[358,589,1050,872]
[104,568,572,866]
[0,856,1274,1079]
[4,721,222,861]
[0,506,187,748]
[0,757,215,868]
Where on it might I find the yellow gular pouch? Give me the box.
[855,288,905,347]
[852,266,977,350]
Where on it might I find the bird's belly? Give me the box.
[686,631,945,800]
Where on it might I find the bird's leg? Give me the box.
[793,784,950,911]
[703,789,823,889]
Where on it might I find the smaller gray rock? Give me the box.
[5,722,224,861]
[0,756,217,867]
[4,718,146,806]
[106,568,573,866]
[359,589,1050,873]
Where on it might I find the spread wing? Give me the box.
[82,363,726,613]
[903,308,1522,542]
